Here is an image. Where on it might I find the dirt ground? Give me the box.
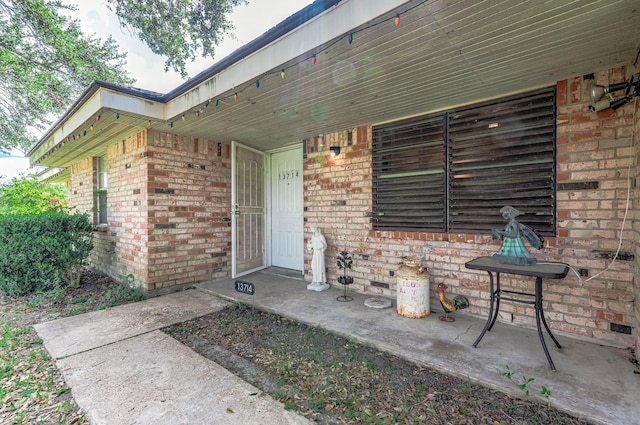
[164,302,593,425]
[0,270,144,424]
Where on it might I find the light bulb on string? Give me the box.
[148,120,152,127]
[256,80,260,88]
[90,125,94,131]
[96,115,101,121]
[181,114,185,121]
[170,122,174,128]
[394,15,400,26]
[195,111,200,118]
[280,69,286,79]
[116,113,120,119]
[348,33,353,44]
[215,99,219,107]
[234,93,238,101]
[311,55,317,65]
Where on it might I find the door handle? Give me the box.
[232,204,240,216]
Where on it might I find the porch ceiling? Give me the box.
[32,0,640,172]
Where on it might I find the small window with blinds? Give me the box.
[372,113,446,231]
[372,86,556,235]
[96,155,108,225]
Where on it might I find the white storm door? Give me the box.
[271,147,304,271]
[232,142,265,277]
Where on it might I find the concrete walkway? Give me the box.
[34,289,311,425]
[35,270,639,425]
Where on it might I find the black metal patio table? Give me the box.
[465,256,570,370]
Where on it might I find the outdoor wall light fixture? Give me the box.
[589,73,640,111]
[329,146,341,157]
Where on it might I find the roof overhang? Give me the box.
[29,0,640,177]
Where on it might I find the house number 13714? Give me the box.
[234,280,255,295]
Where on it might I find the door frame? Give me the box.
[231,141,267,278]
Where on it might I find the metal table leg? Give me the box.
[535,277,559,370]
[473,271,499,347]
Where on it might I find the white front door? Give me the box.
[270,147,304,271]
[231,142,265,277]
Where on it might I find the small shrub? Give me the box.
[0,212,93,295]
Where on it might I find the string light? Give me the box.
[42,0,428,160]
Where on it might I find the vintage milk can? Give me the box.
[396,256,429,318]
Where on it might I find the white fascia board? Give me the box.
[100,89,164,119]
[164,0,408,119]
[33,87,164,160]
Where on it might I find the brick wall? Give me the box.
[66,130,232,292]
[303,66,637,348]
[68,157,96,219]
[67,157,117,277]
[103,131,149,286]
[145,131,231,291]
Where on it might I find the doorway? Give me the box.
[270,146,304,272]
[231,142,303,277]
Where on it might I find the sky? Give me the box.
[76,0,313,93]
[1,0,312,182]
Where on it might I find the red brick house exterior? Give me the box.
[28,1,639,355]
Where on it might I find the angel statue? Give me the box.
[491,206,544,266]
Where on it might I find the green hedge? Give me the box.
[0,212,94,295]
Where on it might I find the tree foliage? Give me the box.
[0,0,135,153]
[107,0,246,78]
[0,0,246,153]
[0,174,66,215]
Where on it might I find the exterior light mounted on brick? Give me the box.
[589,73,640,111]
[329,146,341,157]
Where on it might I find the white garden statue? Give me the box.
[306,224,330,291]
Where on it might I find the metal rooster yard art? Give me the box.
[435,283,469,322]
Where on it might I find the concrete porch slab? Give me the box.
[197,269,640,425]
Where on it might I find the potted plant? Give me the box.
[336,251,353,285]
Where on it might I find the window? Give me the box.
[372,87,556,235]
[96,155,108,224]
